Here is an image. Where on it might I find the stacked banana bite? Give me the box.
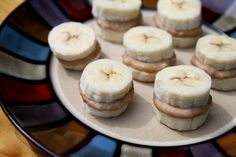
[48,22,101,70]
[191,35,236,91]
[155,0,202,48]
[153,65,212,131]
[79,59,133,117]
[122,26,176,82]
[92,0,142,43]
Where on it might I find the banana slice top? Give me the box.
[123,26,174,62]
[158,0,201,19]
[155,65,211,97]
[158,0,201,30]
[48,22,97,61]
[80,59,132,102]
[196,35,236,70]
[92,0,141,21]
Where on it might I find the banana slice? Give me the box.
[212,77,236,91]
[94,22,124,43]
[131,67,156,82]
[48,22,97,61]
[158,0,201,30]
[154,65,211,108]
[80,59,133,103]
[123,26,174,62]
[92,0,142,21]
[155,107,209,131]
[195,35,236,70]
[173,35,200,48]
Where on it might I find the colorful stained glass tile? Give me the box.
[142,0,157,9]
[57,0,92,21]
[70,135,117,157]
[213,1,236,32]
[217,132,236,157]
[31,121,89,155]
[8,4,50,43]
[0,51,46,80]
[230,31,236,38]
[159,148,187,157]
[120,144,152,157]
[0,77,52,103]
[30,0,70,27]
[190,142,223,157]
[202,0,233,14]
[0,25,49,62]
[7,102,68,128]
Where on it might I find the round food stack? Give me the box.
[191,35,236,91]
[153,65,212,131]
[92,0,142,43]
[48,22,101,70]
[79,59,134,118]
[155,0,202,48]
[123,26,176,82]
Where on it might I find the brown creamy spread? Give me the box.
[80,86,134,111]
[58,43,101,66]
[154,14,202,38]
[153,95,212,119]
[96,14,142,31]
[122,53,176,73]
[191,55,236,79]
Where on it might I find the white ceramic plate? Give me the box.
[50,11,236,146]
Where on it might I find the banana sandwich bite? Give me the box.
[154,65,212,131]
[191,35,236,91]
[48,22,101,70]
[122,26,176,82]
[92,0,142,43]
[79,59,133,118]
[155,0,202,48]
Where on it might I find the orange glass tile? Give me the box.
[8,4,50,43]
[31,121,89,154]
[217,132,236,157]
[142,0,157,9]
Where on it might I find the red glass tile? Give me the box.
[57,0,92,21]
[159,148,187,157]
[0,77,53,103]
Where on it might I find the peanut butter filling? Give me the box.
[191,55,236,79]
[58,43,101,66]
[153,95,212,119]
[154,14,202,38]
[80,86,134,111]
[122,53,176,73]
[96,14,142,32]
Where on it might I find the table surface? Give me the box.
[0,0,236,157]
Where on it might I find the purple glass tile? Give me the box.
[7,102,68,128]
[202,0,234,14]
[30,0,70,27]
[190,142,224,157]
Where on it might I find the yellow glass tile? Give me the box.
[31,121,89,154]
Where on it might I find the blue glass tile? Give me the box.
[70,135,117,157]
[230,31,236,39]
[0,25,49,62]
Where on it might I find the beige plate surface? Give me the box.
[50,11,236,146]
